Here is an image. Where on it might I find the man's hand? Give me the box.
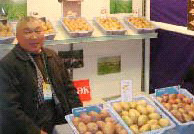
[41,130,48,134]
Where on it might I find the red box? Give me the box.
[73,79,91,101]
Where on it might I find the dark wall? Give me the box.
[151,0,187,26]
[150,30,194,93]
[150,0,193,93]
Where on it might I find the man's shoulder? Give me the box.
[43,47,58,56]
[0,50,16,64]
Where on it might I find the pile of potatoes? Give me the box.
[72,109,128,134]
[63,18,93,32]
[157,94,194,123]
[0,22,13,37]
[112,100,170,134]
[127,17,154,29]
[97,17,125,31]
[41,21,55,34]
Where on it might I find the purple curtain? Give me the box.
[150,30,194,92]
[151,0,187,26]
[150,0,192,93]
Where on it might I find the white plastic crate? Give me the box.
[65,104,131,134]
[107,96,176,134]
[0,22,15,44]
[124,17,158,34]
[60,17,94,38]
[151,88,194,126]
[94,17,127,35]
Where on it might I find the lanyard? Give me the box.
[41,52,51,84]
[28,52,60,105]
[40,52,60,105]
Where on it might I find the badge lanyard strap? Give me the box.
[41,52,60,105]
[28,54,45,108]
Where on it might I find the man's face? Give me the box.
[16,20,45,53]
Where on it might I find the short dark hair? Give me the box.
[16,16,42,34]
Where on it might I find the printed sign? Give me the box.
[72,105,101,117]
[155,86,179,97]
[73,79,91,101]
[121,80,133,102]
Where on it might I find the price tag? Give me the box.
[72,105,101,117]
[121,80,133,102]
[155,86,179,97]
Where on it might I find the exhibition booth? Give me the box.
[1,0,194,133]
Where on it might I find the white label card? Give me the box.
[121,80,133,102]
[43,82,53,100]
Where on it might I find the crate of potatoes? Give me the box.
[0,22,15,44]
[40,20,56,40]
[124,17,158,34]
[94,17,127,35]
[65,104,131,134]
[61,17,94,38]
[151,87,194,126]
[107,96,175,134]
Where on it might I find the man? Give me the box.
[0,16,82,134]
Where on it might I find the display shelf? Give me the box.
[152,21,194,36]
[0,19,157,49]
[44,32,157,45]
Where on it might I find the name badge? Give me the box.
[42,82,53,100]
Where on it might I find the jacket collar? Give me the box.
[13,44,53,61]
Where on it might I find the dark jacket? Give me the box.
[0,45,82,134]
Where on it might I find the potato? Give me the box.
[100,109,110,119]
[130,125,139,134]
[121,111,129,116]
[72,117,81,127]
[136,105,148,115]
[163,103,172,111]
[146,105,156,113]
[80,113,92,124]
[171,110,185,122]
[95,131,103,134]
[182,113,193,122]
[105,117,115,123]
[139,124,151,133]
[84,132,92,134]
[120,102,130,111]
[137,115,148,126]
[118,129,128,134]
[188,111,194,118]
[172,104,179,110]
[129,101,137,109]
[87,122,98,133]
[129,109,140,117]
[136,100,147,107]
[159,118,170,127]
[128,111,138,124]
[148,112,161,120]
[147,119,158,125]
[122,116,133,126]
[88,111,101,122]
[113,102,122,113]
[96,121,105,130]
[102,122,115,134]
[115,123,124,133]
[150,124,161,130]
[78,122,87,134]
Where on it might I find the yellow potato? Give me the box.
[148,112,161,120]
[138,115,149,126]
[159,118,170,127]
[139,124,151,133]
